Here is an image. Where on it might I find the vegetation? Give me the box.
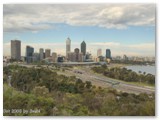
[92,65,155,85]
[3,65,155,116]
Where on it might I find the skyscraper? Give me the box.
[52,52,57,62]
[11,40,21,60]
[39,48,44,60]
[74,48,80,62]
[81,41,86,56]
[26,46,34,63]
[66,37,71,57]
[74,48,79,53]
[97,49,102,57]
[106,49,111,59]
[45,49,51,58]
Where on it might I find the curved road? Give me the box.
[60,67,155,94]
[5,63,155,94]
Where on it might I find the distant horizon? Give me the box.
[3,39,155,58]
[3,4,155,57]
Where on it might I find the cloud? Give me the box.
[3,41,155,57]
[3,4,155,33]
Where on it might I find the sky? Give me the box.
[3,4,155,57]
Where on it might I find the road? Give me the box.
[57,66,155,94]
[4,63,155,94]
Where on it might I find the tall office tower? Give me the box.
[52,52,57,62]
[81,41,86,56]
[11,40,21,60]
[74,48,79,53]
[39,48,44,60]
[26,46,34,63]
[106,49,111,59]
[74,48,79,62]
[45,49,51,58]
[97,49,102,57]
[66,37,71,57]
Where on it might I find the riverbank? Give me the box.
[108,63,155,75]
[108,63,129,68]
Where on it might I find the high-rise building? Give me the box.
[45,49,51,58]
[32,53,40,62]
[97,49,102,57]
[74,48,79,61]
[11,40,21,60]
[106,49,111,59]
[39,48,44,60]
[81,41,86,56]
[26,46,34,63]
[66,37,71,57]
[52,52,57,62]
[74,48,79,53]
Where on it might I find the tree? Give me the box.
[33,86,49,97]
[85,81,92,89]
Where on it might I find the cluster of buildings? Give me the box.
[6,38,154,64]
[10,40,58,63]
[66,38,85,62]
[3,38,154,64]
[9,38,112,64]
[112,55,155,62]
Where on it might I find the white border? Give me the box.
[1,0,159,120]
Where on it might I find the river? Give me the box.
[125,65,155,75]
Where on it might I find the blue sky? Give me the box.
[3,4,155,57]
[4,24,155,44]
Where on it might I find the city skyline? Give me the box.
[3,4,155,57]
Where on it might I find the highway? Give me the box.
[4,63,155,94]
[57,66,155,94]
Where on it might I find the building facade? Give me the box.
[32,53,40,62]
[66,37,71,57]
[26,46,34,63]
[106,49,111,59]
[68,50,83,62]
[81,41,86,56]
[52,52,57,62]
[11,40,21,60]
[39,48,44,60]
[74,48,79,62]
[45,49,51,58]
[67,52,76,62]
